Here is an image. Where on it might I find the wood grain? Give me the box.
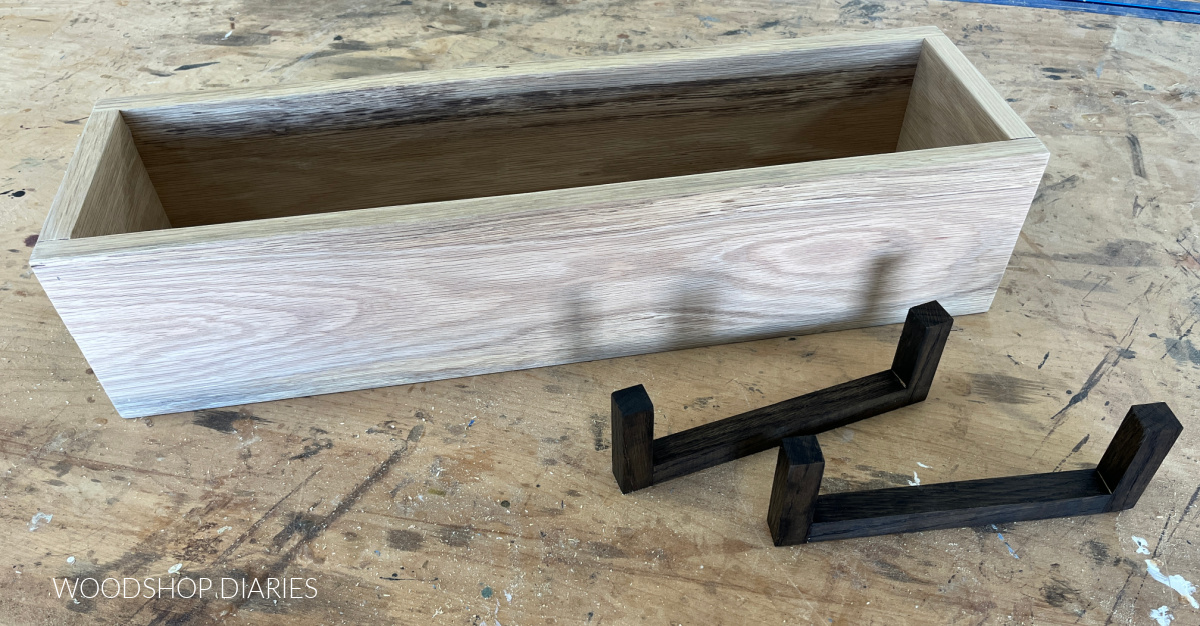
[33,28,1047,417]
[34,140,1046,417]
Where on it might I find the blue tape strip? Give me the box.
[953,0,1200,23]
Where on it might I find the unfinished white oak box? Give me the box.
[32,26,1048,418]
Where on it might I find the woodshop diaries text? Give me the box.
[50,576,318,600]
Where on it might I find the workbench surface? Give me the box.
[1,1,1197,624]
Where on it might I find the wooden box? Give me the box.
[32,26,1048,418]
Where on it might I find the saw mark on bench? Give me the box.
[1041,316,1137,444]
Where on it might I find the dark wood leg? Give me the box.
[767,436,824,546]
[652,371,908,484]
[805,470,1113,542]
[614,300,954,491]
[767,403,1181,543]
[1098,402,1183,512]
[611,384,654,494]
[890,300,954,402]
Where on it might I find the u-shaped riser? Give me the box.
[768,403,1182,545]
[612,300,953,493]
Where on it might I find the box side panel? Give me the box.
[897,35,1036,151]
[72,112,173,238]
[36,109,171,245]
[117,40,922,228]
[33,141,1047,417]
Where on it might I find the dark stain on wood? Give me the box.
[1084,539,1109,565]
[588,541,628,559]
[192,409,270,434]
[289,438,333,460]
[439,525,473,547]
[387,529,424,551]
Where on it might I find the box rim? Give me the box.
[35,26,1041,263]
[32,137,1049,265]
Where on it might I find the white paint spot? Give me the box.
[917,462,931,468]
[907,471,921,486]
[168,563,182,575]
[1145,559,1199,608]
[28,512,52,531]
[1150,606,1174,626]
[217,526,232,535]
[1133,536,1151,554]
[504,590,512,603]
[66,556,75,564]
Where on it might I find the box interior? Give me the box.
[64,36,1018,239]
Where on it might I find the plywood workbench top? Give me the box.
[0,1,1197,624]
